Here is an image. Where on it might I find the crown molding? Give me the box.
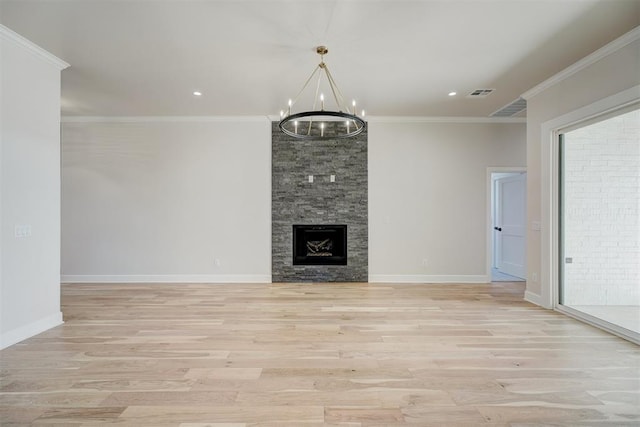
[64,115,525,124]
[268,115,525,123]
[0,24,69,70]
[522,26,640,100]
[367,116,526,124]
[62,116,271,123]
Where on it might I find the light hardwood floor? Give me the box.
[1,282,638,426]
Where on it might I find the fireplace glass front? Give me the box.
[292,224,347,266]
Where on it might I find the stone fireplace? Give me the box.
[271,122,367,282]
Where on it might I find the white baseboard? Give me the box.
[0,312,63,350]
[61,274,272,284]
[524,290,547,308]
[368,274,490,284]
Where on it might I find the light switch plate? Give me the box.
[14,224,32,238]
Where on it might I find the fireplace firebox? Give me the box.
[293,224,347,266]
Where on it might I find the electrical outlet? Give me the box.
[421,258,428,267]
[532,272,538,282]
[214,258,221,267]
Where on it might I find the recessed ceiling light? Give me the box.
[448,91,457,97]
[193,91,202,96]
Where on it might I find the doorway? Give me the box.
[558,106,639,338]
[488,169,526,282]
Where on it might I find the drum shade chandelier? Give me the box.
[279,46,366,139]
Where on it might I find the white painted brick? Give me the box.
[562,109,640,306]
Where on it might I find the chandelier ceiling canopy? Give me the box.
[279,46,366,140]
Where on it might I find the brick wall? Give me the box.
[272,122,368,282]
[562,108,640,305]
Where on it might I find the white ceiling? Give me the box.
[1,0,639,117]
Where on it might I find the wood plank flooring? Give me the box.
[1,282,638,426]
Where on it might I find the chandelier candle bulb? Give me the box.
[294,121,298,133]
[320,93,324,110]
[321,122,325,137]
[352,100,356,114]
[346,120,350,133]
[288,99,292,115]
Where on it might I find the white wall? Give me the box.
[61,118,272,283]
[60,118,525,284]
[524,28,640,307]
[368,120,526,282]
[0,26,68,349]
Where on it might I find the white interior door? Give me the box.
[495,173,526,279]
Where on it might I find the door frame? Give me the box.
[540,86,640,311]
[486,167,527,282]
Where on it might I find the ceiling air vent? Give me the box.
[491,97,527,117]
[467,88,494,98]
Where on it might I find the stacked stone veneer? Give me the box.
[272,122,368,282]
[562,109,639,305]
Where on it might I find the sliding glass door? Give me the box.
[559,106,640,339]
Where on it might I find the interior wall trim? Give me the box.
[266,115,525,123]
[366,116,526,124]
[61,275,272,284]
[0,312,64,350]
[368,274,489,284]
[61,116,271,123]
[522,26,640,100]
[0,24,70,70]
[66,115,527,124]
[524,290,545,307]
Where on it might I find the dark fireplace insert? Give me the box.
[292,224,347,265]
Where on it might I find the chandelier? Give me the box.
[279,46,366,140]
